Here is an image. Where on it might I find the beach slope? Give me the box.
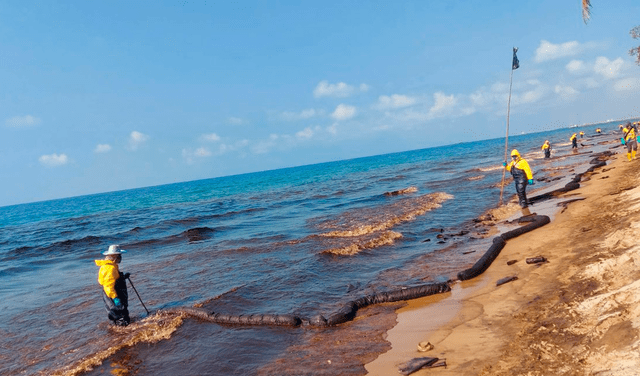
[367,151,640,375]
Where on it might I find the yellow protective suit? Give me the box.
[541,141,551,158]
[506,150,534,209]
[623,125,638,160]
[95,259,120,299]
[623,126,636,142]
[570,133,578,149]
[506,151,533,180]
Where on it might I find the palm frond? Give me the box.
[582,0,592,24]
[630,46,640,66]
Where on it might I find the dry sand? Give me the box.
[366,150,640,376]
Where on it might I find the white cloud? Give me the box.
[326,123,337,135]
[460,107,476,116]
[39,153,68,167]
[594,56,624,78]
[376,94,417,110]
[313,81,368,98]
[218,139,249,155]
[251,135,279,154]
[554,85,579,99]
[580,77,601,88]
[491,82,510,93]
[535,40,581,63]
[613,77,640,91]
[566,60,585,73]
[5,115,41,127]
[281,108,318,121]
[469,90,493,108]
[429,92,457,117]
[128,131,149,151]
[314,81,354,98]
[182,149,194,164]
[331,104,357,120]
[519,87,545,104]
[94,144,111,153]
[195,147,212,157]
[228,117,244,125]
[182,147,213,164]
[201,133,221,142]
[296,127,314,139]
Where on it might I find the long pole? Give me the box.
[128,278,150,315]
[499,63,515,206]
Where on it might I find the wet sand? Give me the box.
[367,149,640,375]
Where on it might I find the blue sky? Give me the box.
[2,1,640,207]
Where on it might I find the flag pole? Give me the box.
[499,47,518,206]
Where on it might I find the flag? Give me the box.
[512,47,520,70]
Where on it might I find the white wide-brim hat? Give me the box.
[103,244,127,255]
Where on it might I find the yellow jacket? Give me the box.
[541,143,550,150]
[95,259,120,299]
[570,134,577,141]
[623,126,636,142]
[506,158,533,180]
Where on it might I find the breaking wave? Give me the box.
[314,192,453,256]
[51,312,185,376]
[319,192,453,238]
[322,231,402,255]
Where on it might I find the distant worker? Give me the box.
[596,128,602,134]
[95,245,131,326]
[570,133,578,150]
[541,140,551,159]
[622,122,638,161]
[503,149,534,216]
[579,131,584,138]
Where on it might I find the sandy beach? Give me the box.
[366,147,640,375]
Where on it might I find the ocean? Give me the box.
[0,122,626,375]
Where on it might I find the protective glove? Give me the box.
[123,272,130,280]
[113,297,124,310]
[528,179,534,185]
[502,162,507,167]
[621,138,626,145]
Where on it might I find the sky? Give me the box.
[2,1,640,207]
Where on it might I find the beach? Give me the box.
[1,127,630,376]
[366,147,640,375]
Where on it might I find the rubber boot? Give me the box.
[627,153,632,161]
[521,207,531,217]
[633,150,637,160]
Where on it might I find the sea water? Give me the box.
[0,122,624,375]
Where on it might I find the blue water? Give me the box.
[0,122,625,375]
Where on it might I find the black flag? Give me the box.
[512,47,520,70]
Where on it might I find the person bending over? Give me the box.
[541,140,551,159]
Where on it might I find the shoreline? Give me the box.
[366,147,640,375]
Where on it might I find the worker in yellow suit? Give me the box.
[541,140,551,159]
[95,245,131,326]
[622,122,638,161]
[570,133,578,150]
[503,149,534,216]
